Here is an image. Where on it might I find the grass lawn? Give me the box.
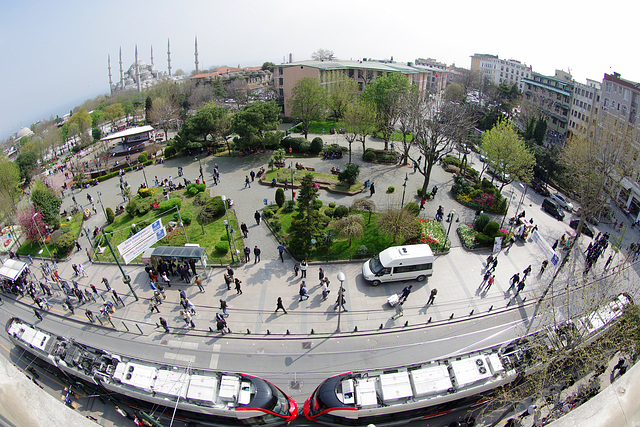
[93,189,244,265]
[262,169,363,193]
[16,213,84,259]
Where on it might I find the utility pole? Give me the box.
[102,232,139,301]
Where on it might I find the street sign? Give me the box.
[117,219,167,264]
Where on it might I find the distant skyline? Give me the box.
[2,0,638,140]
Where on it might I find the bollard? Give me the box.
[121,322,129,332]
[379,324,383,330]
[449,313,454,320]
[209,327,214,332]
[97,317,104,326]
[107,318,115,328]
[135,324,143,334]
[403,321,408,327]
[286,330,290,335]
[99,294,105,301]
[266,330,271,335]
[246,329,251,334]
[522,297,527,303]
[506,299,512,307]
[310,329,314,335]
[469,310,474,316]
[488,305,493,312]
[353,326,358,332]
[428,317,432,323]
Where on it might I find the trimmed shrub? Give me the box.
[104,225,114,233]
[404,202,420,216]
[202,196,225,218]
[483,221,500,237]
[186,183,206,194]
[356,245,369,256]
[263,207,275,219]
[52,230,75,255]
[194,192,210,206]
[363,151,376,161]
[324,208,334,218]
[105,207,115,224]
[328,202,336,208]
[125,199,138,217]
[299,141,311,152]
[214,242,228,255]
[310,137,323,154]
[313,199,323,210]
[334,205,349,218]
[474,214,490,232]
[175,210,193,225]
[275,188,285,208]
[387,186,395,193]
[338,163,360,185]
[271,220,282,232]
[157,197,182,212]
[475,232,494,246]
[164,146,177,158]
[187,186,199,196]
[138,153,148,163]
[138,188,153,198]
[283,200,296,213]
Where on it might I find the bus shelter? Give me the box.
[145,246,209,277]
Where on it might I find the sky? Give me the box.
[2,0,639,140]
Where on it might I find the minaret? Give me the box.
[135,45,141,92]
[150,45,154,68]
[119,47,124,89]
[108,54,113,94]
[194,36,199,73]
[167,38,172,77]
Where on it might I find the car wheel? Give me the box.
[416,275,426,282]
[371,280,381,287]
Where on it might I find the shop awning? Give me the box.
[0,259,28,281]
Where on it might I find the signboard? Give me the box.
[531,230,560,266]
[117,219,167,264]
[492,236,503,254]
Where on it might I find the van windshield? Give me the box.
[369,254,385,274]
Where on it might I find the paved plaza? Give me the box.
[2,134,640,426]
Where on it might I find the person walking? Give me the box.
[85,309,94,322]
[159,317,170,333]
[277,244,285,262]
[224,273,232,290]
[369,182,375,197]
[234,278,242,295]
[112,289,124,306]
[241,222,249,238]
[318,267,324,282]
[488,257,498,273]
[294,263,300,277]
[195,275,205,292]
[299,281,309,301]
[244,175,251,188]
[480,271,491,289]
[254,246,261,263]
[427,288,438,305]
[390,302,404,320]
[300,260,308,278]
[508,273,520,291]
[484,275,495,292]
[102,277,110,290]
[254,210,261,225]
[604,255,613,271]
[220,299,229,316]
[515,279,526,296]
[522,265,532,280]
[322,281,330,300]
[181,310,196,328]
[149,298,160,313]
[333,293,347,311]
[275,297,287,314]
[399,285,413,303]
[78,263,88,277]
[540,260,549,274]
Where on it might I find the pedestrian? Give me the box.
[552,239,559,250]
[42,297,52,310]
[523,265,532,279]
[369,182,375,197]
[299,281,309,301]
[515,280,526,296]
[399,284,413,303]
[486,254,494,267]
[250,170,255,181]
[179,289,187,301]
[254,246,261,263]
[277,244,285,262]
[243,246,251,263]
[65,299,75,314]
[241,222,249,238]
[319,267,324,282]
[220,299,229,316]
[390,302,404,320]
[245,175,251,188]
[275,297,288,314]
[224,273,232,290]
[254,210,261,225]
[185,299,196,314]
[484,275,495,292]
[540,260,549,274]
[294,263,300,277]
[604,255,613,271]
[149,299,160,313]
[216,313,228,334]
[489,257,498,273]
[300,260,308,278]
[72,264,79,276]
[322,281,330,300]
[189,259,197,276]
[195,275,205,292]
[481,270,491,288]
[234,278,242,295]
[431,185,438,197]
[74,240,82,251]
[85,309,94,322]
[159,317,170,333]
[33,307,43,321]
[333,294,347,311]
[78,263,87,277]
[508,273,520,290]
[427,288,438,305]
[420,197,426,210]
[113,289,123,306]
[181,310,195,328]
[226,266,234,279]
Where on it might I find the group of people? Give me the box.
[583,232,611,274]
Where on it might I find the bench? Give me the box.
[305,167,316,172]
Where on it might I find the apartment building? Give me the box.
[274,60,446,117]
[469,54,532,92]
[568,79,600,137]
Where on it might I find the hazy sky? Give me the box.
[2,0,638,140]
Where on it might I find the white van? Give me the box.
[362,244,434,286]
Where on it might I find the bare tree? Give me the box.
[343,100,376,162]
[226,78,249,110]
[150,98,180,141]
[332,214,365,246]
[352,198,376,224]
[376,207,421,244]
[311,48,335,61]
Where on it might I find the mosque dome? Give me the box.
[15,127,34,140]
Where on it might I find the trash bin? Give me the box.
[163,194,170,201]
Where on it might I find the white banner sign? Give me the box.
[531,230,560,265]
[117,219,167,264]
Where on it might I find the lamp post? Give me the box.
[509,183,528,232]
[500,189,515,229]
[288,162,295,200]
[32,213,52,259]
[336,272,345,332]
[221,195,238,263]
[401,173,409,208]
[141,166,149,188]
[223,220,234,263]
[445,209,458,249]
[96,191,107,221]
[196,157,203,181]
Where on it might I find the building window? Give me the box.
[358,70,363,79]
[278,78,283,85]
[606,82,612,93]
[278,88,284,97]
[624,89,630,101]
[278,68,283,75]
[348,69,354,78]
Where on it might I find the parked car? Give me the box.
[530,178,551,197]
[542,198,565,220]
[551,193,574,211]
[569,219,594,238]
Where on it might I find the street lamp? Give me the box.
[401,173,409,208]
[141,166,149,188]
[31,213,52,259]
[96,191,107,221]
[221,195,238,263]
[288,162,295,200]
[509,183,528,232]
[196,157,203,181]
[336,272,345,332]
[500,189,515,229]
[445,209,458,249]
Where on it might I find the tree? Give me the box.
[325,71,357,119]
[342,100,376,162]
[481,120,536,190]
[261,62,275,71]
[232,101,281,149]
[174,104,229,151]
[397,85,420,165]
[92,127,102,141]
[362,73,411,150]
[290,77,327,139]
[122,100,136,122]
[410,97,477,195]
[90,110,105,128]
[0,160,20,216]
[352,198,376,224]
[226,78,249,110]
[15,151,38,184]
[332,214,364,247]
[288,174,322,258]
[377,207,419,244]
[524,116,536,141]
[31,180,61,228]
[337,163,360,185]
[150,97,180,141]
[533,115,548,145]
[17,206,47,244]
[68,107,91,139]
[104,103,125,127]
[145,96,153,124]
[443,82,465,104]
[311,48,335,61]
[275,188,285,208]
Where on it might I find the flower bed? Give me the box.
[451,174,507,214]
[409,218,449,253]
[458,223,483,250]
